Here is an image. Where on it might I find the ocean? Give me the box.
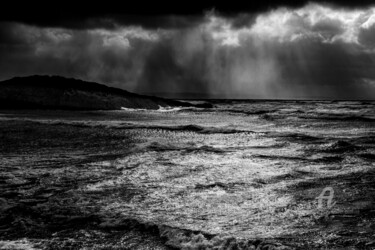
[0,100,374,249]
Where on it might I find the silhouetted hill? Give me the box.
[0,75,209,110]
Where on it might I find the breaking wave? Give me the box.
[121,106,201,112]
[322,140,361,153]
[117,123,257,134]
[267,132,324,144]
[156,105,197,112]
[99,217,291,250]
[134,140,229,153]
[121,107,148,112]
[5,118,258,135]
[297,114,375,122]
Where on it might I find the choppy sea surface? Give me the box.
[0,100,374,249]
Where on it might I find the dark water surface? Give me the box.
[0,100,374,249]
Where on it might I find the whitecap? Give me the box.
[120,107,148,112]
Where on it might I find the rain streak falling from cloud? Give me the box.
[1,3,375,99]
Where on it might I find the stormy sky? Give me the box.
[1,1,375,99]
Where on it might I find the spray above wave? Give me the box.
[121,105,200,112]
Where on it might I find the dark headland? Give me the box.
[0,75,212,110]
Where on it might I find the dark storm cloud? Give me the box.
[1,3,375,99]
[5,15,205,30]
[3,1,375,30]
[194,4,375,99]
[0,22,159,89]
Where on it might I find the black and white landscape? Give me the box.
[0,1,375,249]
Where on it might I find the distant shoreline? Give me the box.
[0,75,212,110]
